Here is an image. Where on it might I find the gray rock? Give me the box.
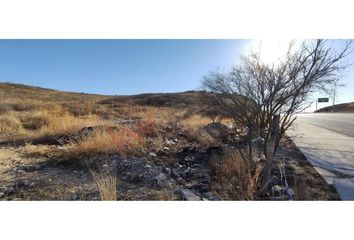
[203,192,222,201]
[176,177,184,184]
[272,185,285,196]
[153,173,168,188]
[164,167,171,176]
[171,168,181,178]
[284,188,295,199]
[4,187,15,194]
[0,192,5,198]
[180,188,201,201]
[194,182,209,192]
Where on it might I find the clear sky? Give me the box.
[0,39,352,110]
[0,40,248,95]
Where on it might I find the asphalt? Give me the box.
[295,113,354,138]
[287,113,354,200]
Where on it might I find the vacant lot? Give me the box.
[0,83,337,200]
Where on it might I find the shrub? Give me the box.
[211,150,264,200]
[0,114,25,134]
[90,159,118,201]
[71,127,145,157]
[38,112,105,136]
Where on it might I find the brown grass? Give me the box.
[211,151,264,200]
[70,127,146,157]
[181,114,211,131]
[91,168,118,201]
[0,114,25,134]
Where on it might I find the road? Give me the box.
[287,113,354,200]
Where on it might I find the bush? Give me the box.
[0,114,24,134]
[71,127,145,157]
[211,150,264,200]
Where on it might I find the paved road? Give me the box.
[287,113,354,200]
[294,113,354,138]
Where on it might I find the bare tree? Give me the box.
[201,39,352,194]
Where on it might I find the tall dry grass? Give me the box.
[181,114,211,131]
[91,167,118,201]
[0,105,108,140]
[71,127,146,157]
[211,150,264,200]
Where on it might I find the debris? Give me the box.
[149,152,157,157]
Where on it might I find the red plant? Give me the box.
[135,111,155,137]
[107,127,144,155]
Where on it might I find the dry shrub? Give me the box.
[91,166,118,201]
[181,114,211,132]
[0,114,25,134]
[211,150,264,200]
[38,112,105,136]
[181,114,219,146]
[71,127,145,157]
[0,99,44,113]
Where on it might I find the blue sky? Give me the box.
[0,40,248,95]
[0,40,352,110]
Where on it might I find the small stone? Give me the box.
[194,183,209,192]
[203,192,222,201]
[284,188,295,199]
[4,187,15,194]
[71,192,78,200]
[149,152,157,157]
[172,168,180,178]
[164,167,171,176]
[163,147,170,151]
[153,173,168,188]
[180,188,201,201]
[176,177,183,184]
[0,192,5,198]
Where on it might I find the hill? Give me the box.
[315,102,354,113]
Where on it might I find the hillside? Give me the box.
[315,102,354,113]
[0,82,337,201]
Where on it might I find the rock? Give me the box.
[284,188,295,199]
[184,156,195,162]
[165,139,175,145]
[149,152,157,157]
[16,180,35,189]
[203,192,222,201]
[153,173,168,188]
[163,147,170,151]
[180,188,201,201]
[176,177,184,184]
[4,187,15,195]
[193,182,209,192]
[272,185,285,196]
[70,192,79,200]
[163,167,171,176]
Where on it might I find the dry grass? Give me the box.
[0,105,108,140]
[180,114,219,147]
[70,127,146,157]
[91,168,118,201]
[0,114,25,134]
[211,150,264,200]
[181,114,211,131]
[37,112,105,136]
